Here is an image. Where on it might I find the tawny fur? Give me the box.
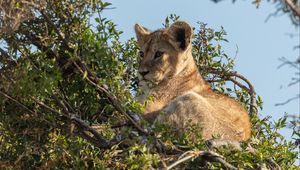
[135,21,251,141]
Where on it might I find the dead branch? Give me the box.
[165,150,237,170]
[51,94,111,146]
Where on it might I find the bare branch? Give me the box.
[166,150,237,170]
[275,94,300,106]
[278,57,299,69]
[284,0,300,18]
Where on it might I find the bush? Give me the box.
[0,1,298,169]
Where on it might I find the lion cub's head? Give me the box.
[134,21,193,85]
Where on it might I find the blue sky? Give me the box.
[102,0,299,138]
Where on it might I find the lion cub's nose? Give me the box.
[139,70,149,76]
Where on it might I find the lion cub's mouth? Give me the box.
[138,79,158,88]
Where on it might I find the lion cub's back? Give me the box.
[156,91,251,141]
[203,91,252,140]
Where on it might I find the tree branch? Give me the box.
[40,10,72,52]
[0,90,37,116]
[31,97,116,149]
[275,94,300,106]
[21,16,151,147]
[0,47,18,72]
[72,61,149,135]
[284,0,300,18]
[208,68,258,114]
[37,6,151,136]
[166,150,237,170]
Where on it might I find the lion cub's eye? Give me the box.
[139,51,144,58]
[154,51,163,59]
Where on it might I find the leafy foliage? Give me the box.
[0,1,298,169]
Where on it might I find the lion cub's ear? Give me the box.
[167,21,193,51]
[134,24,150,46]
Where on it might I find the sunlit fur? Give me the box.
[135,21,251,141]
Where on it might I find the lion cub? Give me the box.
[135,21,251,141]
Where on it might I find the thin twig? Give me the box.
[275,94,300,106]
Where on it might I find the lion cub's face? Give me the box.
[135,21,193,86]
